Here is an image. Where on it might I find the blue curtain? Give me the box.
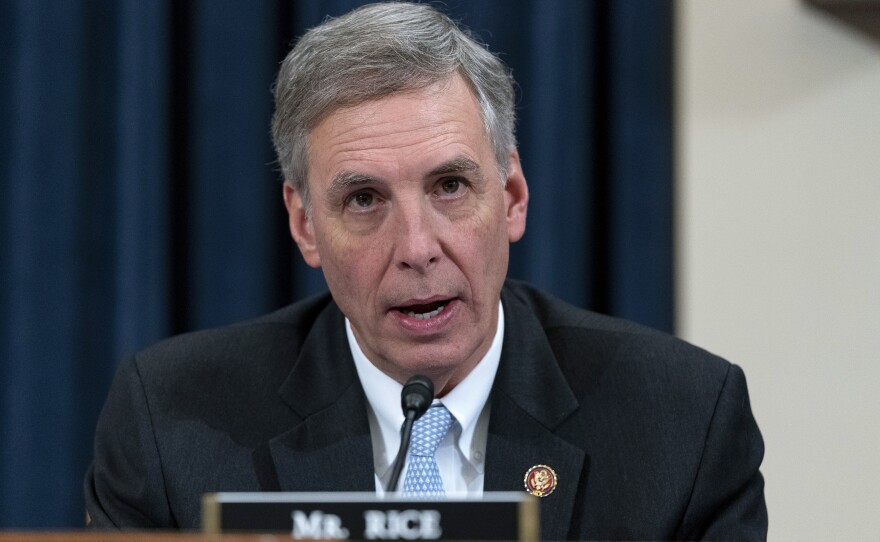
[0,0,672,528]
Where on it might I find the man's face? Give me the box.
[283,74,528,394]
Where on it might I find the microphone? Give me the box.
[387,374,434,493]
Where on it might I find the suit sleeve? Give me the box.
[678,364,768,540]
[84,356,175,529]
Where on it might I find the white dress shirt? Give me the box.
[347,301,503,497]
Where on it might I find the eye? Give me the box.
[352,192,374,208]
[439,178,462,195]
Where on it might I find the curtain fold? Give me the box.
[0,0,672,528]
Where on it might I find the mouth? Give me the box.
[395,299,450,321]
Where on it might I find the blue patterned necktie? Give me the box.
[402,404,453,497]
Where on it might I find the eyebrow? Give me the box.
[326,171,377,204]
[427,156,482,178]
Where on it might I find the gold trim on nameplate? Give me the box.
[201,494,220,534]
[523,464,557,497]
[518,496,540,542]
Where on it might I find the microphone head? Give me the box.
[401,374,434,420]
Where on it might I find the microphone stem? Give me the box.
[387,410,416,493]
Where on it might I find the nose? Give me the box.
[391,200,441,273]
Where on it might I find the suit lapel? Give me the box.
[485,286,586,541]
[268,303,376,492]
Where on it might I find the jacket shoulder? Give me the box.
[502,279,732,398]
[132,292,335,380]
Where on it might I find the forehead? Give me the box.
[306,74,491,184]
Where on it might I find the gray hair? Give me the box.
[271,1,517,211]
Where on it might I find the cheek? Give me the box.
[460,204,510,274]
[318,227,389,292]
[321,243,363,284]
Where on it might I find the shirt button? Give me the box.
[474,451,483,461]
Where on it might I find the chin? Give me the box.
[400,356,457,375]
[403,347,477,377]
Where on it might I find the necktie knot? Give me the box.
[409,404,453,457]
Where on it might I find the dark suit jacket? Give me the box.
[84,280,767,540]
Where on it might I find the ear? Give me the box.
[283,182,322,268]
[503,149,529,242]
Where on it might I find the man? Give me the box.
[85,3,767,540]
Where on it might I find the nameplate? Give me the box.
[202,492,537,541]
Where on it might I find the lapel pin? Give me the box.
[524,464,557,497]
